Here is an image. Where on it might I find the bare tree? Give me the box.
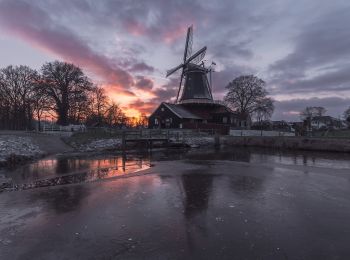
[300,106,327,131]
[300,106,327,120]
[344,107,350,125]
[136,113,148,128]
[105,102,126,127]
[224,75,274,117]
[254,97,275,127]
[0,65,39,130]
[93,86,109,116]
[40,61,93,125]
[91,86,109,125]
[31,85,51,131]
[84,86,111,126]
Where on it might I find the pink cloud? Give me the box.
[0,0,133,92]
[0,0,184,116]
[125,21,147,36]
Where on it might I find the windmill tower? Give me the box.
[166,26,214,104]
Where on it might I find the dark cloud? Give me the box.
[211,65,257,99]
[211,40,253,60]
[1,0,350,118]
[153,77,179,103]
[269,6,350,95]
[129,62,155,73]
[128,77,178,114]
[0,0,135,89]
[135,76,154,90]
[271,64,350,95]
[274,97,350,121]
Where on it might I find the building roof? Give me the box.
[211,104,235,114]
[311,116,342,123]
[163,103,202,119]
[179,98,214,105]
[150,101,251,122]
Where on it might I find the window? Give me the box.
[165,118,170,128]
[154,118,159,125]
[223,117,227,123]
[161,107,165,112]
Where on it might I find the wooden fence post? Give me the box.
[214,133,220,148]
[122,131,126,151]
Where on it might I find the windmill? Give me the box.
[166,25,213,104]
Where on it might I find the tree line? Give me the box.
[301,106,350,122]
[300,106,350,131]
[0,61,147,130]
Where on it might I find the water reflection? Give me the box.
[229,175,264,197]
[29,185,89,214]
[4,146,350,191]
[6,153,150,190]
[181,172,215,219]
[168,147,350,170]
[179,171,216,253]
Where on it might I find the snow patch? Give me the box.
[75,138,122,152]
[0,135,44,166]
[183,137,214,147]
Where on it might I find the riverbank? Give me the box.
[0,131,73,168]
[0,135,44,168]
[1,131,350,170]
[221,136,350,153]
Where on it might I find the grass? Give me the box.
[310,130,350,139]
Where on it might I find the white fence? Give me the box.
[230,130,295,137]
[42,124,86,132]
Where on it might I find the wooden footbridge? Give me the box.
[85,128,219,150]
[121,129,187,149]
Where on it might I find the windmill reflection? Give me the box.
[29,185,90,214]
[179,171,215,253]
[181,172,214,218]
[229,175,264,195]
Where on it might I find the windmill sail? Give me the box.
[184,26,193,62]
[176,70,185,102]
[166,63,184,77]
[186,47,207,64]
[165,25,213,103]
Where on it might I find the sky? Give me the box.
[0,0,350,121]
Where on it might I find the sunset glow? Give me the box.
[1,0,350,121]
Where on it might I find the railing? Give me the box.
[42,124,86,132]
[229,129,295,137]
[121,129,210,140]
[116,129,217,150]
[42,125,61,132]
